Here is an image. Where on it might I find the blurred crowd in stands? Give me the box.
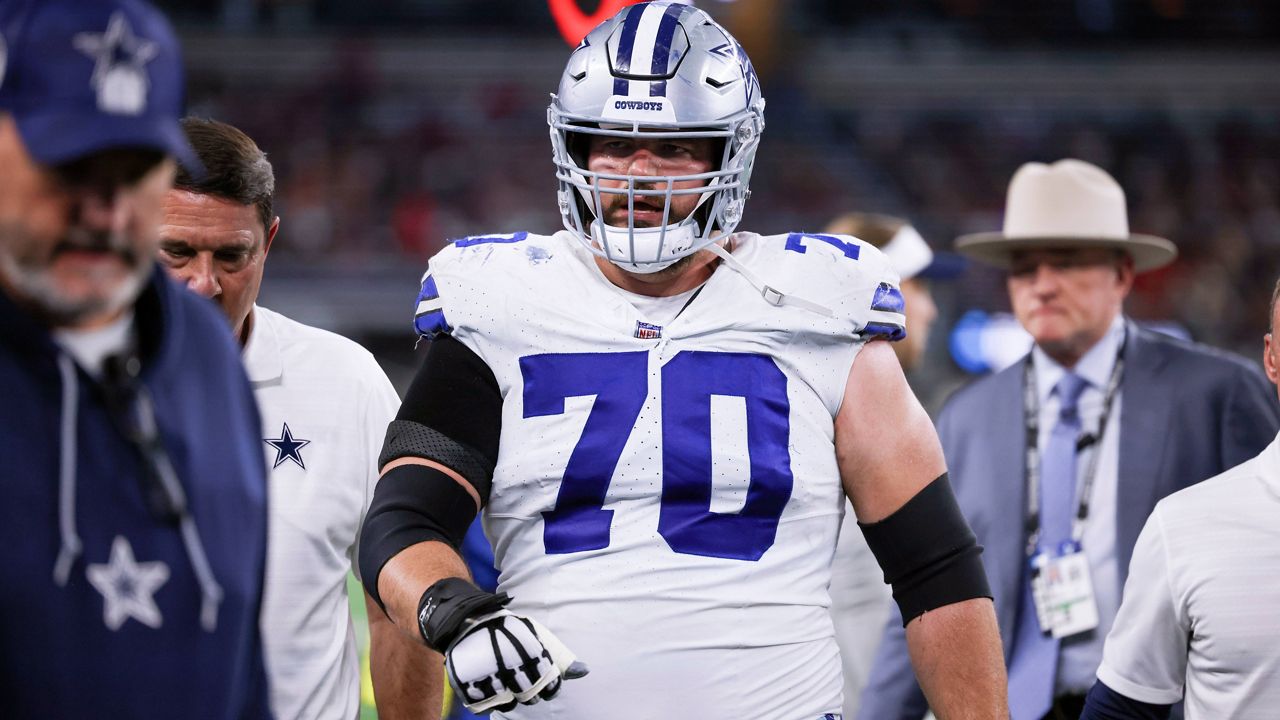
[163,0,1280,42]
[164,0,1280,371]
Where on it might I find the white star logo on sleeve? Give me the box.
[86,536,170,631]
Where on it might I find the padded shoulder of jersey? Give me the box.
[411,231,558,339]
[739,232,906,341]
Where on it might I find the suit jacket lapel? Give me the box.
[1115,321,1173,580]
[986,357,1030,655]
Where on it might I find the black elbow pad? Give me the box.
[858,473,992,625]
[382,333,502,492]
[358,463,479,614]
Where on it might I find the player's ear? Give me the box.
[264,217,280,257]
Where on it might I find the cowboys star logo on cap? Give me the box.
[73,11,158,116]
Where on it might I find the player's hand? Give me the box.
[417,578,588,714]
[447,609,588,713]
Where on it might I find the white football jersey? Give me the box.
[244,306,400,720]
[415,230,903,720]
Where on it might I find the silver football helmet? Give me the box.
[548,1,766,274]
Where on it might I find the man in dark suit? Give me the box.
[858,159,1280,720]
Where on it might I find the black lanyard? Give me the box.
[1021,337,1125,558]
[103,353,190,525]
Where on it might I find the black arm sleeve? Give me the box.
[858,473,992,624]
[358,463,480,614]
[378,334,503,500]
[359,335,503,613]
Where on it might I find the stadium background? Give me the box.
[156,1,1280,717]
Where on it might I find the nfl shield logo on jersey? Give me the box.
[634,321,662,339]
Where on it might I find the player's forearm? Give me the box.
[906,597,1008,720]
[377,540,472,635]
[368,591,445,720]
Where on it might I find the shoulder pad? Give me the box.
[411,232,553,339]
[754,232,906,341]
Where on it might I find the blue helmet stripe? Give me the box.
[612,3,648,96]
[648,3,685,97]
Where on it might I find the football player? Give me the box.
[360,3,1007,718]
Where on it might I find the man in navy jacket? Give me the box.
[0,1,271,717]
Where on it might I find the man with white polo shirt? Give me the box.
[1081,278,1280,719]
[157,118,441,720]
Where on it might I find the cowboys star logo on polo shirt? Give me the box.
[265,422,311,470]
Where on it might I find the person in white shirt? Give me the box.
[1081,279,1280,720]
[156,117,440,720]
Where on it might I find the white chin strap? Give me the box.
[591,221,698,275]
[706,243,834,317]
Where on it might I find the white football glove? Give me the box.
[446,609,588,714]
[416,578,588,715]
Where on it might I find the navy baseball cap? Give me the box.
[916,250,967,280]
[0,0,201,173]
[878,224,968,282]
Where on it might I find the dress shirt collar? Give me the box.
[1032,313,1127,405]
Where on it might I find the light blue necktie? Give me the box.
[1007,372,1089,720]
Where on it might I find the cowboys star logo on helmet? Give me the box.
[548,1,765,274]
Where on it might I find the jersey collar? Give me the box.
[241,304,282,386]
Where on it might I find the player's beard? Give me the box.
[598,193,703,270]
[630,251,701,280]
[0,223,150,327]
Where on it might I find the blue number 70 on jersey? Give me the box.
[520,351,794,562]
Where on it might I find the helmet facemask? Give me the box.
[547,1,765,274]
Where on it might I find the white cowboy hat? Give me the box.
[955,159,1177,272]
